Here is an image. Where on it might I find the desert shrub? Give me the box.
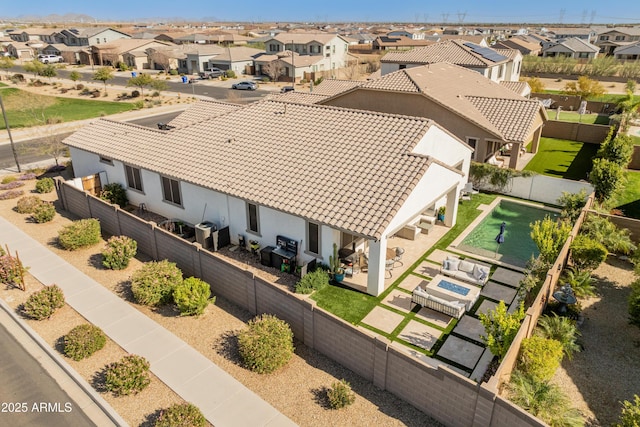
[327,379,356,409]
[131,260,182,306]
[629,279,640,328]
[155,403,206,427]
[63,324,106,361]
[0,180,25,190]
[11,73,25,83]
[295,269,329,294]
[104,354,150,396]
[173,277,214,316]
[535,314,581,359]
[132,100,144,109]
[581,215,636,255]
[570,235,608,271]
[238,314,294,374]
[151,90,160,97]
[518,336,564,381]
[616,395,640,427]
[16,195,42,214]
[58,218,101,250]
[76,83,84,90]
[102,236,137,270]
[169,69,178,76]
[0,250,27,289]
[23,285,65,320]
[0,190,25,200]
[18,173,37,180]
[131,90,140,98]
[35,177,55,193]
[100,182,128,207]
[1,176,16,184]
[31,202,56,223]
[225,70,236,78]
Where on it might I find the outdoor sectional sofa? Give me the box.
[441,255,490,286]
[411,285,466,319]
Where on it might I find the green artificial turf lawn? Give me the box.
[555,111,609,125]
[0,88,134,129]
[610,170,640,219]
[524,137,598,180]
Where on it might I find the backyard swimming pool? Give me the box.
[456,199,559,268]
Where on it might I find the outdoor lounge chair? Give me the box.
[392,247,405,267]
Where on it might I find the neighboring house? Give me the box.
[254,51,327,82]
[595,27,640,55]
[6,42,35,60]
[64,99,472,296]
[387,30,426,40]
[264,33,352,71]
[205,46,264,75]
[545,27,597,43]
[8,28,62,44]
[372,36,432,50]
[614,41,640,61]
[180,45,225,74]
[41,43,84,63]
[58,27,131,47]
[91,39,172,68]
[493,36,542,56]
[380,39,523,82]
[309,63,546,168]
[542,37,599,59]
[499,80,531,98]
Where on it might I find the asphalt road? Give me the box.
[0,323,96,427]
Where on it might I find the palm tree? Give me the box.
[535,314,581,360]
[562,267,596,298]
[581,216,636,255]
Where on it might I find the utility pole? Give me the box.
[0,95,21,172]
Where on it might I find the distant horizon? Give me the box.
[1,1,640,26]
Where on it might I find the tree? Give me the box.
[150,79,168,95]
[69,70,81,83]
[563,75,605,100]
[23,60,44,77]
[597,133,634,167]
[530,216,572,265]
[262,60,285,82]
[557,189,588,223]
[149,50,172,73]
[127,73,153,97]
[479,301,525,361]
[590,157,624,202]
[92,66,113,94]
[523,76,544,93]
[0,56,14,75]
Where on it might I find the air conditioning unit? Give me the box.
[195,221,217,249]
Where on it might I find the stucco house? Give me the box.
[58,27,131,47]
[380,39,523,82]
[304,63,546,168]
[6,42,35,60]
[542,37,599,59]
[614,41,640,61]
[91,39,173,68]
[372,36,432,50]
[493,36,542,56]
[264,33,352,72]
[64,99,471,296]
[595,27,640,55]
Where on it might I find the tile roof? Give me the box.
[546,37,599,53]
[499,80,530,96]
[331,63,543,143]
[167,100,242,127]
[65,100,441,239]
[270,32,344,44]
[266,92,330,104]
[380,39,510,67]
[312,79,364,96]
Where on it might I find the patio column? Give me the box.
[445,187,458,228]
[529,126,542,154]
[508,142,521,169]
[366,239,387,296]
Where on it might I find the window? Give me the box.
[307,221,320,255]
[125,165,143,191]
[578,52,589,58]
[246,202,260,234]
[399,64,407,69]
[467,138,477,149]
[498,64,504,78]
[161,176,182,206]
[615,35,625,41]
[599,35,609,41]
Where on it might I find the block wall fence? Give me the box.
[58,180,555,427]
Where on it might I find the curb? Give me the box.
[0,298,129,427]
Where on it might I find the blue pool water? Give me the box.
[458,200,558,268]
[437,279,471,296]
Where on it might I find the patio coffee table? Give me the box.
[425,274,481,311]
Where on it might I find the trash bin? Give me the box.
[131,71,137,77]
[181,75,188,83]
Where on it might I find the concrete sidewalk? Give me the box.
[0,216,296,427]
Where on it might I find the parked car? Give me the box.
[199,67,224,79]
[37,54,63,64]
[280,86,295,93]
[232,81,257,91]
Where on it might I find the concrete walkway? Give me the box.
[0,216,296,427]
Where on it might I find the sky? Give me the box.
[2,0,640,24]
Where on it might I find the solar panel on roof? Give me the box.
[463,42,508,63]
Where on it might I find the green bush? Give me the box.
[63,324,106,361]
[479,301,525,361]
[518,336,564,381]
[105,354,151,396]
[15,195,42,214]
[1,175,17,184]
[100,183,128,207]
[102,236,137,270]
[23,285,65,320]
[570,234,608,271]
[238,314,294,374]
[169,69,178,76]
[629,279,640,328]
[225,70,236,78]
[557,189,588,223]
[155,403,206,427]
[35,177,55,193]
[327,379,356,409]
[31,202,56,223]
[58,218,101,250]
[131,260,182,306]
[295,269,329,294]
[535,314,581,360]
[590,157,624,202]
[581,215,636,255]
[616,395,640,427]
[173,277,214,316]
